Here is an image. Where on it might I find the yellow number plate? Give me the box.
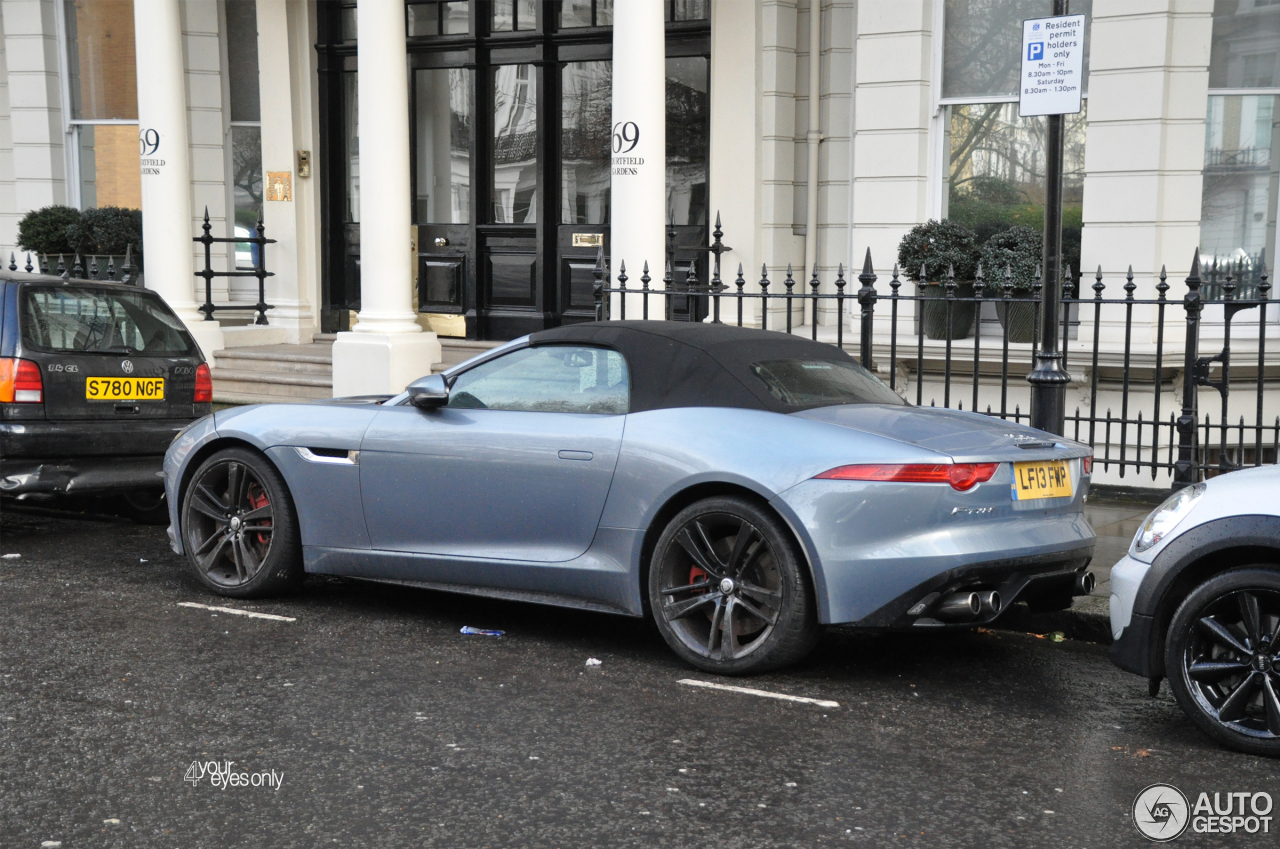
[1012,460,1073,500]
[85,376,165,401]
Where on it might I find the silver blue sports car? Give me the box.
[164,322,1097,673]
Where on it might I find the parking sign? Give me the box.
[1019,15,1085,117]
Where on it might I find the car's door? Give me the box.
[359,344,629,563]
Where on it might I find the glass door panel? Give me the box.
[415,67,472,224]
[491,64,538,224]
[561,61,611,225]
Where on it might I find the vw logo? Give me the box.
[121,360,134,374]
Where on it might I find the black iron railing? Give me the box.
[592,215,1279,488]
[8,248,140,284]
[194,208,274,325]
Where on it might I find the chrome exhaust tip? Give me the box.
[978,590,1002,616]
[1074,571,1096,596]
[935,591,982,621]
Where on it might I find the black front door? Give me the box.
[317,1,711,340]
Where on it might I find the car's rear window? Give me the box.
[20,286,195,355]
[749,358,905,409]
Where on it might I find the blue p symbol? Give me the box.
[1028,42,1044,61]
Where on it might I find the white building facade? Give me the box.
[2,0,1278,487]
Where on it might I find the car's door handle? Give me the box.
[557,450,593,461]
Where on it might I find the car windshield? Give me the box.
[20,286,195,355]
[749,358,905,409]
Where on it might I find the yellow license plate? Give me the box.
[1012,460,1073,500]
[85,376,165,401]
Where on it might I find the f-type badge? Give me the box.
[951,506,995,516]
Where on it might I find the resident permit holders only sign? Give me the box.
[1019,14,1085,117]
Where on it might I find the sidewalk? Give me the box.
[997,495,1155,644]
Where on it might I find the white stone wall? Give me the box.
[1,0,67,260]
[850,0,932,278]
[0,9,15,258]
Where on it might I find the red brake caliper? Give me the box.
[247,485,271,545]
[688,565,707,594]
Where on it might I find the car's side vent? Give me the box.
[295,446,359,465]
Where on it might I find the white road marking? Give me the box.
[177,602,296,622]
[677,679,839,708]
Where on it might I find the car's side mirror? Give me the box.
[407,374,449,409]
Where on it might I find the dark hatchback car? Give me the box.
[0,273,212,522]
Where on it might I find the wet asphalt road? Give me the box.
[1,506,1277,849]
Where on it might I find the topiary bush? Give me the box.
[978,224,1041,291]
[66,206,143,257]
[17,205,81,256]
[896,219,979,282]
[897,219,980,339]
[978,224,1042,343]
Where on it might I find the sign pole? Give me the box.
[1025,0,1076,435]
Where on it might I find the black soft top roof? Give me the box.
[527,320,856,413]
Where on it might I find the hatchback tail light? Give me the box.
[814,462,1001,492]
[194,363,213,403]
[0,358,43,403]
[1082,455,1094,475]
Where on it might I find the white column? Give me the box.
[133,0,223,358]
[610,0,666,316]
[331,0,439,396]
[247,0,313,346]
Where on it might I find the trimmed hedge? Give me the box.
[16,205,80,255]
[67,206,143,256]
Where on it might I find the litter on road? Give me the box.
[460,626,504,636]
[677,679,839,708]
[2,553,20,559]
[176,602,296,622]
[585,657,602,667]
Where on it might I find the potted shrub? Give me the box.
[978,224,1041,343]
[897,219,979,340]
[17,205,81,258]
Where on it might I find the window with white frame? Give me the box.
[939,0,1091,282]
[223,0,263,272]
[61,0,140,212]
[1202,0,1280,297]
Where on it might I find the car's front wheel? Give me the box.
[180,447,302,598]
[1165,567,1280,757]
[648,496,820,675]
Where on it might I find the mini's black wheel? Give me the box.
[648,496,820,675]
[180,447,302,598]
[1165,568,1280,758]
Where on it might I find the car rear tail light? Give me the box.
[814,462,1001,492]
[0,358,43,403]
[194,363,213,403]
[1082,455,1093,475]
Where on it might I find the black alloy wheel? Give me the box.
[1166,568,1280,757]
[181,447,302,598]
[649,496,820,674]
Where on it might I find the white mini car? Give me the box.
[1110,465,1280,757]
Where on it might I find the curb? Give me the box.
[993,601,1113,645]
